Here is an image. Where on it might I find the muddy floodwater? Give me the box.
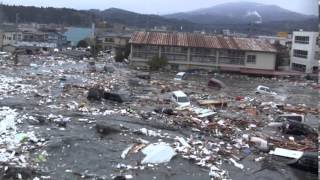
[0,55,318,180]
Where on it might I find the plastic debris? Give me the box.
[121,144,135,159]
[269,148,303,159]
[141,143,176,164]
[229,158,244,170]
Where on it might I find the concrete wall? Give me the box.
[3,45,17,53]
[245,52,276,70]
[2,32,21,46]
[290,31,319,73]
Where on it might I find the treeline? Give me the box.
[0,4,195,31]
[0,4,317,35]
[0,4,100,26]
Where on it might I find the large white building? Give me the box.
[290,31,319,73]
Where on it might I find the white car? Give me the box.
[174,72,186,81]
[255,85,277,95]
[171,91,190,107]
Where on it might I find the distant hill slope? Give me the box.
[164,2,316,24]
[0,4,99,26]
[0,4,317,35]
[100,8,195,30]
[0,5,195,31]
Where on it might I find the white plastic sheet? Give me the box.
[141,142,176,164]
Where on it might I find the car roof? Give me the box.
[257,85,269,88]
[172,90,187,97]
[279,114,304,117]
[176,72,186,76]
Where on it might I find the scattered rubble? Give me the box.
[0,53,318,180]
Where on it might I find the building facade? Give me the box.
[1,30,67,49]
[0,30,3,50]
[130,31,277,73]
[290,31,319,73]
[96,32,131,51]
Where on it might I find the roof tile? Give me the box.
[130,31,277,53]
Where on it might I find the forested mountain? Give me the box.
[0,4,317,35]
[0,4,99,26]
[0,5,195,31]
[165,2,316,24]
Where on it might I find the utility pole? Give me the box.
[15,13,19,45]
[91,23,96,60]
[14,13,19,65]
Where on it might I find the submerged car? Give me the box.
[87,61,96,72]
[255,85,277,95]
[174,72,186,81]
[275,114,305,123]
[208,78,226,89]
[171,90,190,107]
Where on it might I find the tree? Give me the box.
[123,43,131,59]
[114,49,124,62]
[147,56,168,71]
[77,40,89,48]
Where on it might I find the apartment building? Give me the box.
[130,31,278,74]
[96,32,131,51]
[1,29,67,49]
[290,31,319,73]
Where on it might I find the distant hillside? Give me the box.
[0,4,99,26]
[0,4,317,35]
[100,8,196,30]
[200,18,318,35]
[0,5,195,31]
[165,2,316,24]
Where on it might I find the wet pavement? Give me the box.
[0,54,318,180]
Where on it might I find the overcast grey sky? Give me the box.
[0,0,318,15]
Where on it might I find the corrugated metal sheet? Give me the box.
[130,31,277,53]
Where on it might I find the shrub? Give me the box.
[77,40,89,48]
[147,56,168,71]
[115,50,124,62]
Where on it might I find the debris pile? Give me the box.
[0,53,318,180]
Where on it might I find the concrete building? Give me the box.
[1,29,67,49]
[290,31,319,73]
[96,32,131,51]
[258,35,291,47]
[130,31,278,74]
[0,30,3,50]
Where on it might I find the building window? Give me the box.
[164,54,187,61]
[191,55,216,63]
[293,49,308,59]
[315,51,320,60]
[105,38,114,42]
[292,63,306,72]
[247,55,256,64]
[294,36,309,44]
[164,46,187,54]
[218,50,245,65]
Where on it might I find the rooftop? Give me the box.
[130,31,277,53]
[97,32,132,38]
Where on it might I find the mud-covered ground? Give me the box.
[0,55,318,180]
